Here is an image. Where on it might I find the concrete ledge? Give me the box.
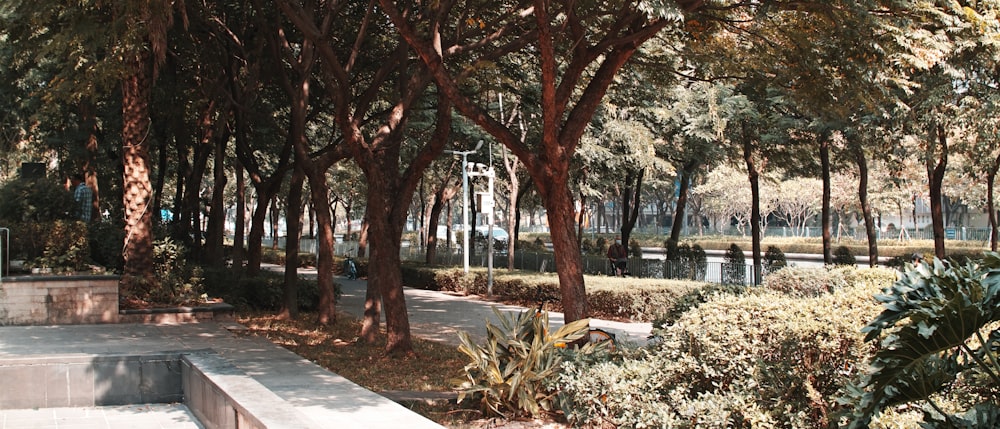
[182,352,321,429]
[120,303,236,324]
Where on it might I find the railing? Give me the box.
[399,246,759,285]
[588,225,995,243]
[1,227,8,283]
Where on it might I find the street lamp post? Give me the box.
[469,163,495,296]
[444,140,483,273]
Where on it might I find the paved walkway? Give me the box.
[0,267,652,428]
[292,265,653,347]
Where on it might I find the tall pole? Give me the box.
[444,140,483,274]
[461,154,470,273]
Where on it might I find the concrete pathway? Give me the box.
[277,264,653,347]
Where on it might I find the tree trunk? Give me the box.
[537,177,589,321]
[987,152,1000,252]
[204,129,230,267]
[233,159,246,271]
[742,123,762,285]
[669,162,696,243]
[308,172,338,325]
[820,137,832,264]
[619,169,644,248]
[246,188,275,275]
[279,167,305,320]
[927,124,948,259]
[855,145,879,266]
[425,176,457,264]
[79,102,102,222]
[361,177,412,354]
[121,50,156,295]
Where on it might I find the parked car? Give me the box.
[474,226,509,254]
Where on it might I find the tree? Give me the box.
[382,0,682,324]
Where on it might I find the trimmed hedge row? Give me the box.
[400,263,699,322]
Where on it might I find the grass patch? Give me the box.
[237,311,466,392]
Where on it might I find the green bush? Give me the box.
[33,220,90,272]
[201,266,325,311]
[0,178,75,223]
[557,270,896,428]
[722,243,745,285]
[651,282,746,330]
[833,245,856,266]
[628,238,643,258]
[453,308,596,418]
[763,245,787,274]
[88,219,124,271]
[762,265,898,298]
[840,253,1000,428]
[143,238,205,304]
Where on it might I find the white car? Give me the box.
[474,226,509,254]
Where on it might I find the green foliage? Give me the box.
[0,178,75,223]
[140,238,205,305]
[833,245,857,266]
[840,253,1000,428]
[722,243,745,285]
[762,266,890,298]
[763,245,787,273]
[31,220,90,272]
[558,273,895,428]
[453,308,594,418]
[400,264,699,322]
[663,241,707,281]
[201,267,326,312]
[628,239,643,258]
[652,282,746,330]
[88,219,124,271]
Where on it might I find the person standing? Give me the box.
[70,173,94,223]
[607,235,628,276]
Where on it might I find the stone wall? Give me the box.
[0,275,119,325]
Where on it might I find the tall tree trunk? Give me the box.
[279,167,305,320]
[820,137,832,264]
[669,161,697,243]
[233,159,246,271]
[537,175,589,321]
[425,172,457,264]
[204,129,230,267]
[742,123,762,286]
[246,187,277,275]
[854,145,879,266]
[927,124,948,259]
[121,51,156,295]
[619,169,644,248]
[987,152,1000,252]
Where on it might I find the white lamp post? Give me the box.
[444,140,483,273]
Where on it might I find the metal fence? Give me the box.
[613,225,994,242]
[399,246,758,285]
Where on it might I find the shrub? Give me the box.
[453,308,595,418]
[33,220,90,272]
[594,236,608,257]
[763,245,787,274]
[0,178,75,223]
[690,244,707,281]
[833,245,856,266]
[840,253,1000,428]
[722,243,746,285]
[201,266,325,312]
[651,282,746,330]
[557,271,895,428]
[628,238,643,258]
[763,265,898,298]
[88,219,124,271]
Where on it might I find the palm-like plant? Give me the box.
[842,253,1000,427]
[453,308,592,418]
